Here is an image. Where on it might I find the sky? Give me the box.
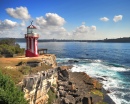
[0,0,130,40]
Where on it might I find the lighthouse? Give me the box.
[25,21,39,57]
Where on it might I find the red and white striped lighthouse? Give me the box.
[25,21,39,57]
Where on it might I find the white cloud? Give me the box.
[36,16,47,27]
[0,11,98,40]
[20,21,26,27]
[46,13,65,26]
[36,13,65,27]
[71,24,97,40]
[0,19,27,38]
[90,25,96,31]
[35,13,67,39]
[113,15,123,22]
[0,19,18,30]
[6,6,31,20]
[100,17,109,22]
[74,25,89,33]
[73,24,96,36]
[0,13,67,39]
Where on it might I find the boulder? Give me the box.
[59,90,67,97]
[68,60,79,63]
[60,69,69,78]
[63,98,70,104]
[66,95,75,104]
[58,86,64,90]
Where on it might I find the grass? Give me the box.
[96,102,108,104]
[0,57,53,84]
[91,89,103,97]
[47,89,56,104]
[0,68,23,84]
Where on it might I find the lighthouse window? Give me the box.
[27,28,37,34]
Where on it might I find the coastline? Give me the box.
[54,66,111,104]
[59,65,116,104]
[0,55,118,104]
[102,88,116,104]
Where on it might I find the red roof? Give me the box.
[27,25,37,29]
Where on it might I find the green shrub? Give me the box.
[0,71,28,104]
[0,39,25,57]
[47,89,56,104]
[18,66,31,75]
[0,68,23,84]
[91,89,103,97]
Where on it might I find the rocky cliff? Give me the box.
[40,54,57,68]
[21,54,57,104]
[21,55,107,104]
[53,67,106,104]
[22,68,57,104]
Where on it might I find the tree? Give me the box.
[0,39,25,57]
[0,71,28,104]
[0,38,15,46]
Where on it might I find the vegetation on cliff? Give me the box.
[0,58,52,84]
[0,38,24,57]
[0,71,28,104]
[47,88,57,104]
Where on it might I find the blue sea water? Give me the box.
[19,42,130,104]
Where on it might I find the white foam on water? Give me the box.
[56,58,73,63]
[106,66,129,72]
[93,59,102,63]
[58,58,129,104]
[108,93,121,104]
[108,91,130,104]
[70,61,129,104]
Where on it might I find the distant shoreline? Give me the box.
[1,37,130,43]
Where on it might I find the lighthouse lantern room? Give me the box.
[25,21,39,57]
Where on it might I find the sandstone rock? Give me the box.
[60,69,69,78]
[58,86,64,90]
[66,95,75,104]
[63,98,70,104]
[22,63,105,104]
[58,81,68,86]
[59,90,67,97]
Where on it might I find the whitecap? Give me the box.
[58,58,129,104]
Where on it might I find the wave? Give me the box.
[107,63,124,68]
[57,58,130,104]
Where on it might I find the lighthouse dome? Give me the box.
[27,24,37,34]
[27,25,37,29]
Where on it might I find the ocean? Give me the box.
[19,42,130,104]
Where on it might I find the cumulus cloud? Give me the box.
[113,15,123,22]
[36,13,65,28]
[0,19,18,30]
[0,19,23,38]
[73,24,96,35]
[36,16,47,27]
[74,25,89,33]
[6,6,31,20]
[46,13,65,26]
[35,13,67,39]
[90,25,96,31]
[100,17,109,22]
